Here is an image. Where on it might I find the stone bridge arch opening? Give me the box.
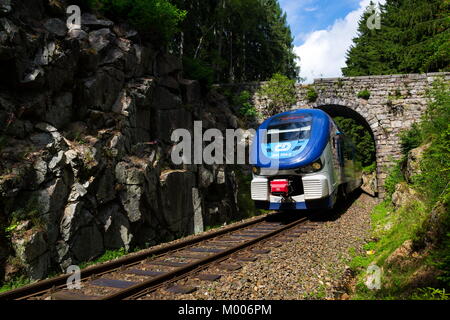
[315,104,378,196]
[317,104,375,140]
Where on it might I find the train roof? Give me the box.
[250,109,332,169]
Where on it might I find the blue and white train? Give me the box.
[250,109,362,210]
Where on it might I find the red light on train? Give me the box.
[270,179,290,196]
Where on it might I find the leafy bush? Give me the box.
[232,90,259,120]
[422,80,450,139]
[399,123,423,155]
[0,275,31,294]
[5,197,43,235]
[357,89,371,100]
[232,90,252,107]
[257,73,297,115]
[86,0,186,42]
[384,161,405,199]
[182,57,214,87]
[363,163,377,174]
[385,79,449,205]
[415,129,450,205]
[219,88,233,101]
[306,87,318,103]
[239,104,259,119]
[414,80,450,205]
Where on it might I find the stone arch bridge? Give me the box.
[221,72,450,198]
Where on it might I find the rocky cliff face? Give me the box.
[0,0,244,281]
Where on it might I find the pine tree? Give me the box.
[342,2,388,76]
[170,0,299,83]
[343,0,449,76]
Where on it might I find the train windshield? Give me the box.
[265,114,312,143]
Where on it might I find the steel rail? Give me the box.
[103,216,309,300]
[0,213,273,300]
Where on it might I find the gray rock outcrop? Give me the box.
[0,1,246,282]
[391,182,419,209]
[405,143,431,183]
[361,171,377,197]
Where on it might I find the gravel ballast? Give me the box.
[141,192,378,300]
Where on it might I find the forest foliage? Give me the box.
[83,0,187,42]
[170,0,299,83]
[343,0,449,76]
[83,0,299,83]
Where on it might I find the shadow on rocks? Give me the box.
[310,189,364,222]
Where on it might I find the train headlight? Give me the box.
[252,166,261,175]
[312,161,322,171]
[296,159,323,174]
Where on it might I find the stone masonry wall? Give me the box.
[220,72,450,198]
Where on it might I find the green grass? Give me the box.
[370,200,426,265]
[0,247,137,293]
[204,216,253,232]
[410,287,450,300]
[384,161,405,199]
[349,200,439,300]
[303,284,327,300]
[0,276,32,294]
[4,196,44,237]
[79,247,129,269]
[204,224,225,232]
[363,242,377,251]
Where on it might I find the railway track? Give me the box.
[0,212,323,300]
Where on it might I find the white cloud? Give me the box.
[296,0,385,83]
[279,0,318,26]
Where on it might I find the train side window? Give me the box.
[338,138,345,165]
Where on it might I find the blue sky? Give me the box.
[279,0,361,45]
[278,0,385,83]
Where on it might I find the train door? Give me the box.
[331,128,344,186]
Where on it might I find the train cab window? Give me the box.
[265,114,312,144]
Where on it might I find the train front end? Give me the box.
[250,109,336,210]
